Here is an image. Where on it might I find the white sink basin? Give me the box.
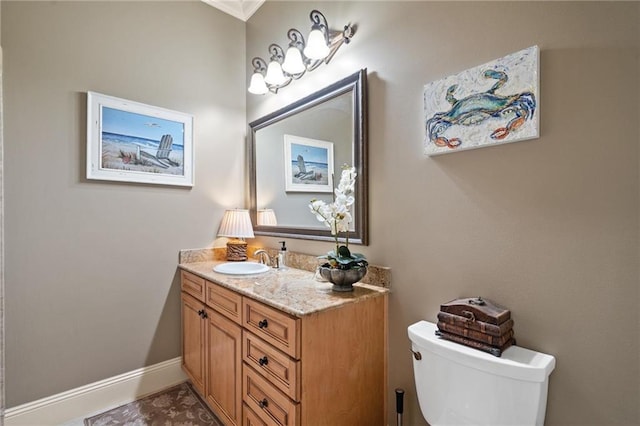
[213,262,270,275]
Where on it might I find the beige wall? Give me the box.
[247,2,640,425]
[2,1,246,406]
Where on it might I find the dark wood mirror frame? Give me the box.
[248,69,368,244]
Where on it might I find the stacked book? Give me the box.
[436,296,515,357]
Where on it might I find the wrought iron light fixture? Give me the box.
[248,10,355,95]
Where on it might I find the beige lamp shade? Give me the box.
[218,209,254,261]
[218,209,254,239]
[257,209,278,226]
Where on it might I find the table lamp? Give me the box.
[217,209,254,261]
[257,209,278,226]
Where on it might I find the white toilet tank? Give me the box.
[408,321,555,426]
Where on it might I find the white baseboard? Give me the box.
[5,357,188,425]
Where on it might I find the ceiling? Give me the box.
[201,0,265,21]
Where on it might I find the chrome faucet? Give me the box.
[254,249,272,266]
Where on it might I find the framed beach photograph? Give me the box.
[87,92,194,186]
[284,134,334,193]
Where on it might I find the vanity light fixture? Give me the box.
[247,10,355,95]
[217,209,255,261]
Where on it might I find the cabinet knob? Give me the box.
[202,311,208,319]
[258,319,269,329]
[258,398,269,409]
[258,356,269,366]
[197,309,204,317]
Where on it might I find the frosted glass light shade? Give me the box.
[303,29,330,60]
[248,73,268,95]
[264,61,287,86]
[257,209,278,226]
[282,47,306,75]
[218,209,255,239]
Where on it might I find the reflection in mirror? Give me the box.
[257,209,278,226]
[249,69,368,244]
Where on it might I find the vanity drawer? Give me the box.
[243,403,267,426]
[243,331,301,401]
[206,281,243,325]
[243,366,299,426]
[243,299,300,359]
[181,271,205,301]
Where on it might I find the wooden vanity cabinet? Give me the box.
[241,296,387,426]
[181,271,243,425]
[181,269,388,426]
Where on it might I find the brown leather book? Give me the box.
[435,329,515,357]
[440,296,511,325]
[437,321,514,346]
[437,311,514,337]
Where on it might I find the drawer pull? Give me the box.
[258,356,269,366]
[258,319,269,329]
[258,398,269,409]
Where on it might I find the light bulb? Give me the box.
[248,73,268,95]
[303,29,330,60]
[264,61,287,86]
[282,46,306,75]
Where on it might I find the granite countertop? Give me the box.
[178,260,388,317]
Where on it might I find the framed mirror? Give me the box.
[248,69,368,244]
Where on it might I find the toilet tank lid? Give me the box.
[408,321,556,383]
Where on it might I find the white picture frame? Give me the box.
[283,134,334,193]
[87,91,194,186]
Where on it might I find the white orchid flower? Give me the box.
[308,164,359,252]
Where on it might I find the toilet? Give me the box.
[408,320,555,426]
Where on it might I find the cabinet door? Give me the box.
[206,308,243,426]
[181,293,206,395]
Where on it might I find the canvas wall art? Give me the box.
[424,45,539,156]
[284,134,334,193]
[87,92,194,186]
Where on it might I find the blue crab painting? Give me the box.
[426,69,536,149]
[423,45,539,155]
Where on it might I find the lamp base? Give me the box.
[226,240,248,261]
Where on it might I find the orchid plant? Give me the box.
[309,165,367,270]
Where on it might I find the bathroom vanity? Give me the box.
[179,255,388,426]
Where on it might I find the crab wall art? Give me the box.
[424,46,539,156]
